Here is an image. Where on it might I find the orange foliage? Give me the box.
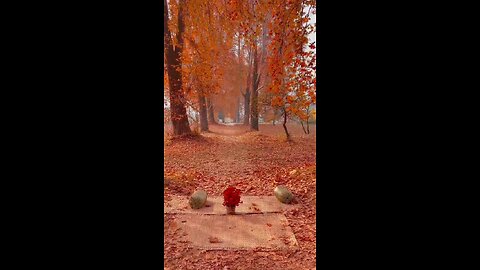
[164,0,316,122]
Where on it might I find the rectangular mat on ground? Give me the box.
[165,196,296,214]
[175,213,298,250]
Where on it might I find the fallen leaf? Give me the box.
[208,237,221,243]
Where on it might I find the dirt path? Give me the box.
[164,124,316,269]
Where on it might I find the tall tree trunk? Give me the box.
[164,0,190,136]
[282,108,290,140]
[237,32,243,125]
[237,34,246,125]
[243,89,250,125]
[250,44,260,131]
[251,14,269,131]
[244,46,253,126]
[207,98,216,124]
[198,90,209,132]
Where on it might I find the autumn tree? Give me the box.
[266,0,316,139]
[181,0,237,128]
[230,0,264,129]
[164,0,191,135]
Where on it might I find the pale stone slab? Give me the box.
[175,213,298,250]
[165,196,296,214]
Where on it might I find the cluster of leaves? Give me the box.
[222,186,243,207]
[264,0,316,121]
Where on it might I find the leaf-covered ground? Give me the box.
[164,123,316,270]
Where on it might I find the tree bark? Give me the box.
[164,0,191,136]
[251,15,269,131]
[244,46,253,126]
[198,90,209,132]
[237,33,243,124]
[243,89,250,125]
[207,98,216,124]
[282,108,290,140]
[250,44,260,131]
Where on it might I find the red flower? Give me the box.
[223,186,243,207]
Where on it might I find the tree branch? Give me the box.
[255,74,261,89]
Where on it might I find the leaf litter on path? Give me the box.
[164,124,316,269]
